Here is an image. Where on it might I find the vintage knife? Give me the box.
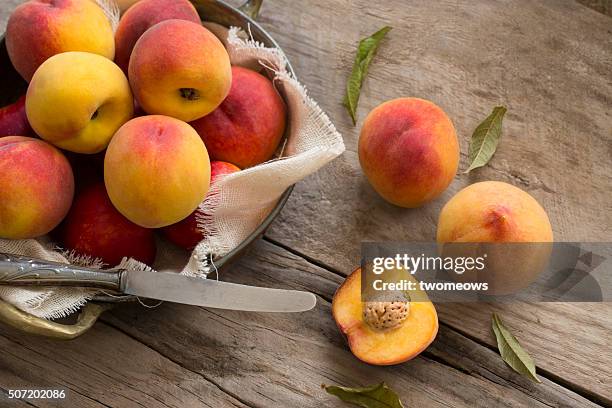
[0,253,316,312]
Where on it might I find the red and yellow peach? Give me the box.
[191,66,286,168]
[128,19,231,122]
[437,181,554,294]
[6,0,115,82]
[26,52,134,154]
[104,115,211,228]
[0,137,74,239]
[358,98,459,208]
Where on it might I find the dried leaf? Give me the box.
[465,106,507,172]
[324,382,404,408]
[344,26,392,125]
[491,313,541,383]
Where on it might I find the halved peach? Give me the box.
[332,268,439,365]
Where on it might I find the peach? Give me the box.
[358,98,459,208]
[0,96,35,138]
[332,268,439,365]
[129,19,231,122]
[161,161,240,250]
[114,0,200,73]
[104,115,211,228]
[0,136,74,239]
[26,52,134,154]
[6,0,115,82]
[437,181,553,294]
[57,183,156,266]
[191,66,287,168]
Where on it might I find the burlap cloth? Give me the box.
[0,26,345,319]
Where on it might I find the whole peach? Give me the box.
[57,183,156,266]
[26,52,134,154]
[191,66,286,168]
[104,115,211,228]
[129,20,231,122]
[358,98,459,208]
[437,181,553,294]
[114,0,200,73]
[0,136,74,239]
[161,161,240,250]
[6,0,115,82]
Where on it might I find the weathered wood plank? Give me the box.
[0,322,249,407]
[0,1,19,30]
[255,0,612,399]
[577,0,612,16]
[0,0,609,405]
[102,240,601,408]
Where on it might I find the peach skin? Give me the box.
[129,19,231,122]
[114,0,200,73]
[191,66,287,169]
[104,115,211,228]
[359,98,459,208]
[161,160,240,250]
[437,181,554,294]
[6,0,115,82]
[437,181,553,243]
[0,136,74,239]
[26,52,134,154]
[57,183,156,266]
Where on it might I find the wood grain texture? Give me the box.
[255,0,612,400]
[0,321,249,407]
[577,0,612,16]
[0,1,20,31]
[0,0,610,406]
[101,240,600,408]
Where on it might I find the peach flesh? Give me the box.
[332,268,439,366]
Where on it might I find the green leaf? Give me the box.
[464,106,507,172]
[491,313,541,383]
[323,382,404,408]
[344,26,392,125]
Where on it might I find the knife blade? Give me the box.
[121,269,317,312]
[0,253,317,313]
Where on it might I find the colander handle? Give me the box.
[0,299,111,340]
[239,0,263,19]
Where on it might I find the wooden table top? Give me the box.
[0,1,610,407]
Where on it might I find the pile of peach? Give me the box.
[0,0,286,266]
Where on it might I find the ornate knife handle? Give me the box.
[0,253,123,291]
